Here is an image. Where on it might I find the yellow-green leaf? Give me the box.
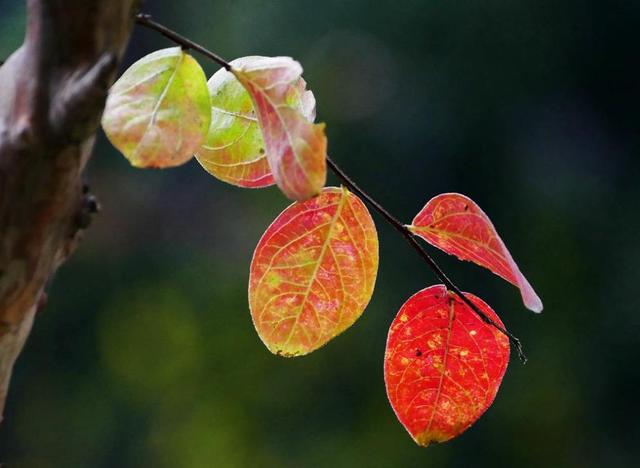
[194,57,273,188]
[102,47,211,168]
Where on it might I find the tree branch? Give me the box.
[0,0,139,420]
[134,14,526,362]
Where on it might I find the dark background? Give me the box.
[1,1,638,466]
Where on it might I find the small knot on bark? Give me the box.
[75,185,101,230]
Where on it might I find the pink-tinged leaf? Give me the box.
[384,285,509,446]
[195,57,317,188]
[232,56,327,200]
[102,47,211,168]
[249,187,378,356]
[408,193,542,313]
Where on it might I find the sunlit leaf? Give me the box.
[384,285,509,446]
[195,57,316,188]
[102,47,211,168]
[232,56,326,200]
[249,186,378,356]
[408,193,543,312]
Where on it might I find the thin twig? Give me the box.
[134,14,527,363]
[135,14,231,71]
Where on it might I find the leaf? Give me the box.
[102,47,211,168]
[195,57,316,188]
[249,186,378,356]
[384,285,509,447]
[232,56,327,200]
[408,193,543,313]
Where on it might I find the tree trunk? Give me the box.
[0,0,138,420]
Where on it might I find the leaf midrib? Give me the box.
[424,297,455,436]
[411,225,514,283]
[281,189,347,351]
[132,52,185,162]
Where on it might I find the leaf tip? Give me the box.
[518,275,543,313]
[414,429,451,447]
[525,294,544,314]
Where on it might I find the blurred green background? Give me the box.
[1,0,638,466]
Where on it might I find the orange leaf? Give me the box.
[384,285,509,446]
[232,57,327,201]
[249,187,378,356]
[408,193,542,313]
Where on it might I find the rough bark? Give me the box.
[0,0,138,419]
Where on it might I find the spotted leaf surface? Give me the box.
[408,193,542,313]
[232,56,326,200]
[102,47,211,168]
[249,187,378,356]
[384,285,509,446]
[196,57,316,188]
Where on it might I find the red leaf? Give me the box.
[408,193,542,313]
[384,285,509,446]
[249,187,379,356]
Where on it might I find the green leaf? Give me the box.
[195,56,316,189]
[102,47,211,168]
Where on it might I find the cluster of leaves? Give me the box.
[101,46,542,447]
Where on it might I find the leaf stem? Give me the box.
[133,13,527,363]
